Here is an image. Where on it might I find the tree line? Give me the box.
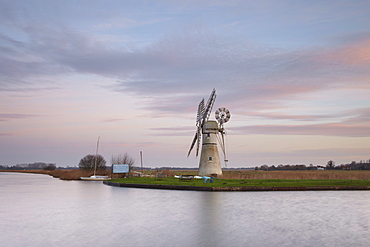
[0,152,136,173]
[0,162,57,170]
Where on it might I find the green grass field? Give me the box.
[110,177,370,188]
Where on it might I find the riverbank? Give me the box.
[0,169,110,180]
[104,176,370,191]
[104,180,370,191]
[2,169,370,191]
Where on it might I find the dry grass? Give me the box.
[221,170,370,180]
[0,169,111,180]
[49,169,104,180]
[148,169,370,180]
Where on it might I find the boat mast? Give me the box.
[94,136,100,176]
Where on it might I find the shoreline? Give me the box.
[0,169,107,180]
[2,170,370,191]
[103,181,370,191]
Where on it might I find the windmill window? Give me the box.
[208,156,212,161]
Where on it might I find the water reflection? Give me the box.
[1,172,369,247]
[195,193,222,246]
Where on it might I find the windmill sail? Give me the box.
[197,99,205,125]
[187,132,198,157]
[195,99,204,157]
[196,126,201,156]
[202,88,216,124]
[187,89,216,158]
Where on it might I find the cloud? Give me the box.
[101,118,127,123]
[0,32,70,89]
[149,126,194,136]
[244,107,370,123]
[146,107,370,137]
[1,0,370,118]
[203,105,370,139]
[111,30,370,115]
[96,16,172,30]
[1,0,370,168]
[105,141,161,148]
[248,112,334,122]
[328,39,370,66]
[0,113,41,121]
[343,108,370,125]
[244,147,370,160]
[291,148,370,158]
[0,133,13,136]
[231,123,370,137]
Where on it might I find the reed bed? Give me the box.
[166,169,370,180]
[221,170,370,180]
[0,169,110,180]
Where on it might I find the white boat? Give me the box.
[80,175,109,181]
[80,137,110,181]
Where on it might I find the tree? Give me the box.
[260,164,268,171]
[79,154,106,173]
[111,153,135,171]
[326,160,335,169]
[43,164,56,170]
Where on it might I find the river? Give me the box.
[0,172,369,247]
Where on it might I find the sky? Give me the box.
[1,0,370,168]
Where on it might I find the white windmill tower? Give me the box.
[187,89,231,176]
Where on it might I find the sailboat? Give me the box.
[80,137,109,181]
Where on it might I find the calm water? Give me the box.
[1,172,369,247]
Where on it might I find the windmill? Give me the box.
[187,89,231,176]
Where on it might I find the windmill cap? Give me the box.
[203,121,219,133]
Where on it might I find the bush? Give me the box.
[43,164,57,170]
[111,153,135,170]
[79,154,106,173]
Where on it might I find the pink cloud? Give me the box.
[0,133,14,136]
[321,38,370,66]
[243,108,370,123]
[249,82,323,100]
[249,112,333,121]
[343,108,370,125]
[149,126,194,136]
[242,147,370,161]
[0,113,40,121]
[101,118,127,123]
[231,123,370,137]
[105,141,161,148]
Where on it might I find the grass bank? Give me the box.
[109,176,370,188]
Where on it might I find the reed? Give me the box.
[0,169,110,180]
[221,170,370,180]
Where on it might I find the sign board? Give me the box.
[113,164,129,173]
